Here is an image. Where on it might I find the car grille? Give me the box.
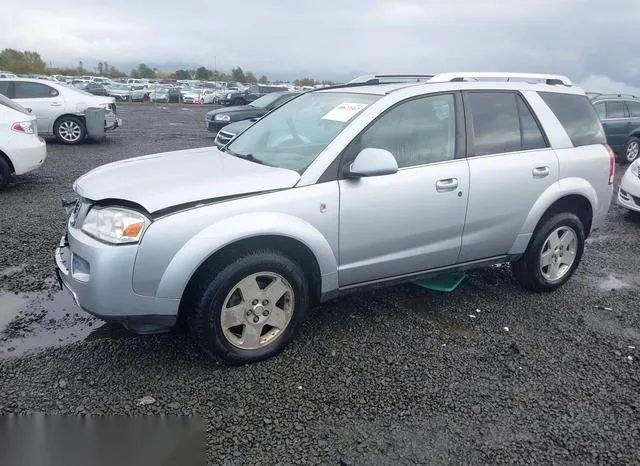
[215,130,235,147]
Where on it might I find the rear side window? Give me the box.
[13,82,59,99]
[605,101,628,119]
[464,91,547,156]
[539,92,606,147]
[626,101,640,117]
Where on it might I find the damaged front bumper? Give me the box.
[54,207,180,333]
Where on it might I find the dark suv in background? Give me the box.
[220,84,289,106]
[590,93,640,163]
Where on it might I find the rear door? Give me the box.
[12,81,63,133]
[624,100,640,140]
[458,90,558,262]
[600,100,630,150]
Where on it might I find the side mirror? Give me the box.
[346,148,398,178]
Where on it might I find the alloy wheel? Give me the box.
[220,272,295,350]
[539,226,578,282]
[58,120,82,143]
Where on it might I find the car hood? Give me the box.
[73,146,300,214]
[219,119,255,135]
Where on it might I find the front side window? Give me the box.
[605,101,628,119]
[13,82,58,98]
[359,94,456,168]
[226,91,380,173]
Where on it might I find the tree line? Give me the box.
[0,48,333,86]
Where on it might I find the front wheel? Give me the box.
[624,137,640,163]
[188,249,310,365]
[511,212,585,292]
[54,116,86,145]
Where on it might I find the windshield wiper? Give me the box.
[224,148,270,166]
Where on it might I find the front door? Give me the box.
[338,93,469,286]
[11,81,63,133]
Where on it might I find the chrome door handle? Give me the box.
[533,166,550,178]
[435,178,458,192]
[50,102,62,107]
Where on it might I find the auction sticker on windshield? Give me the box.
[322,103,368,122]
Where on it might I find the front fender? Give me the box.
[509,177,597,254]
[155,212,339,300]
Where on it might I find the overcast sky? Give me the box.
[2,0,639,91]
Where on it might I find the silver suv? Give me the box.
[55,72,614,365]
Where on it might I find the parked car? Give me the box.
[149,85,170,103]
[55,72,613,365]
[220,84,288,106]
[205,91,301,133]
[0,93,46,189]
[104,83,134,102]
[0,78,120,144]
[181,88,202,104]
[213,118,255,148]
[80,82,110,96]
[590,93,640,163]
[168,86,182,103]
[618,159,640,213]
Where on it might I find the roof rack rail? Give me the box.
[428,72,573,86]
[591,93,639,99]
[347,74,435,84]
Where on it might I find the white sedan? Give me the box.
[0,94,46,189]
[0,78,120,144]
[618,159,640,213]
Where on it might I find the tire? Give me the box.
[623,136,640,164]
[187,249,310,365]
[54,116,86,145]
[232,98,244,106]
[511,212,585,292]
[0,156,11,190]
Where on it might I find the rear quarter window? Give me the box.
[538,91,606,146]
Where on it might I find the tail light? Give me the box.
[605,144,615,185]
[11,121,35,134]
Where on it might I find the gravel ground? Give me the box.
[1,103,640,465]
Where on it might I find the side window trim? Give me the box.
[516,93,551,148]
[327,91,464,181]
[462,89,549,158]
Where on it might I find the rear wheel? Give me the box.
[624,137,640,163]
[54,116,86,145]
[511,212,585,292]
[187,249,310,365]
[0,156,11,190]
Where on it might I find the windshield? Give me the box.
[226,91,380,173]
[249,93,289,108]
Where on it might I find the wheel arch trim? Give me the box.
[154,212,339,300]
[509,178,597,254]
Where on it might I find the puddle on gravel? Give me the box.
[0,289,128,358]
[598,275,632,291]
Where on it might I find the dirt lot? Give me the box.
[1,102,640,465]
